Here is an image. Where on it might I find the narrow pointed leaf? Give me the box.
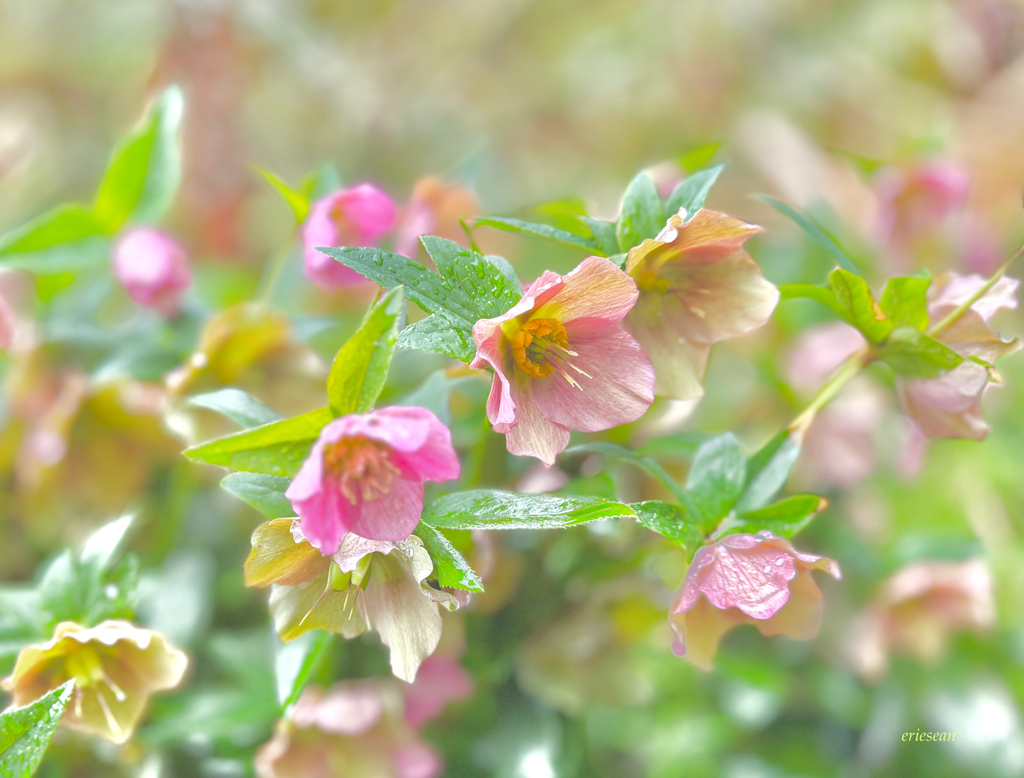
[0,205,110,273]
[616,172,665,252]
[736,431,802,513]
[722,494,827,539]
[878,326,964,378]
[757,195,859,273]
[255,166,310,223]
[188,388,283,429]
[665,163,725,217]
[687,433,747,523]
[221,472,294,518]
[276,631,333,711]
[630,501,705,551]
[472,216,600,253]
[0,680,75,778]
[413,523,484,592]
[421,491,635,530]
[564,442,693,510]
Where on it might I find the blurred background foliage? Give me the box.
[3,0,1024,777]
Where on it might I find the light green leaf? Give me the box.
[420,237,523,321]
[255,166,310,224]
[687,433,747,523]
[472,216,600,254]
[677,142,722,173]
[736,431,802,513]
[579,217,620,257]
[877,326,964,378]
[616,172,665,252]
[397,315,477,362]
[758,195,859,273]
[630,501,705,551]
[421,491,635,530]
[879,276,931,331]
[0,205,110,274]
[276,631,332,711]
[828,268,894,344]
[79,513,134,573]
[722,494,826,539]
[665,163,725,218]
[188,388,283,429]
[220,472,294,518]
[184,406,333,477]
[564,442,692,508]
[93,85,184,231]
[413,524,484,592]
[328,287,405,415]
[777,283,847,318]
[0,680,75,778]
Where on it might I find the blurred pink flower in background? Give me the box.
[669,530,840,670]
[392,177,479,259]
[875,161,970,249]
[286,406,459,554]
[848,558,995,682]
[402,654,473,727]
[112,227,192,316]
[303,184,396,288]
[0,287,15,349]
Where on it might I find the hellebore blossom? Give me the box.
[897,272,1020,440]
[392,177,479,259]
[245,520,459,682]
[470,256,655,465]
[255,681,442,778]
[875,161,969,248]
[112,227,192,317]
[624,209,779,400]
[669,531,841,670]
[286,406,459,554]
[1,620,188,744]
[303,184,396,288]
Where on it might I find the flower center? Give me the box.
[323,437,400,503]
[511,318,591,389]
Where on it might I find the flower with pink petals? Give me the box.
[669,530,841,669]
[897,272,1020,440]
[875,161,970,248]
[402,654,473,727]
[624,209,779,400]
[286,407,459,554]
[112,227,191,317]
[303,184,396,288]
[0,289,15,350]
[470,256,655,465]
[392,177,478,259]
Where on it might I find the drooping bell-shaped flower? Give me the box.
[1,620,188,744]
[624,209,779,400]
[669,531,841,670]
[112,227,192,317]
[470,256,655,465]
[303,184,396,288]
[286,406,459,554]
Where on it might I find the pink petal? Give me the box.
[669,595,746,670]
[0,292,15,350]
[290,478,357,555]
[930,273,1018,321]
[394,743,444,778]
[624,306,709,400]
[112,227,191,316]
[626,209,762,274]
[504,373,570,466]
[471,319,516,427]
[403,655,474,727]
[368,407,459,482]
[754,568,825,640]
[532,319,655,432]
[533,256,639,324]
[897,362,990,440]
[348,477,425,542]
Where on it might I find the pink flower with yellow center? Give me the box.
[470,256,655,465]
[303,184,396,288]
[669,531,841,670]
[286,407,459,554]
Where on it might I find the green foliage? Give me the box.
[275,631,333,712]
[565,442,691,507]
[397,315,477,362]
[877,326,964,378]
[188,388,283,429]
[413,523,485,592]
[686,433,747,526]
[828,268,894,343]
[0,680,75,778]
[255,165,310,223]
[664,163,725,217]
[616,172,664,252]
[471,216,603,254]
[420,490,636,530]
[630,501,705,552]
[736,431,802,512]
[879,275,931,330]
[220,473,294,518]
[717,494,826,539]
[0,205,110,274]
[757,195,861,274]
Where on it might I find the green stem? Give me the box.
[788,346,871,436]
[257,234,297,304]
[927,244,1024,337]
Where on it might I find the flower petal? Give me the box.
[533,256,639,324]
[245,519,329,588]
[669,596,747,670]
[382,407,460,482]
[291,478,357,555]
[627,209,762,275]
[504,373,571,466]
[897,362,991,440]
[348,477,425,542]
[754,568,824,640]
[403,655,474,727]
[624,309,709,400]
[269,570,367,643]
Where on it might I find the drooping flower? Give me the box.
[255,680,442,778]
[624,209,779,400]
[303,184,396,288]
[286,407,459,554]
[1,620,188,744]
[897,272,1020,440]
[112,227,192,317]
[470,256,655,465]
[848,558,995,682]
[669,531,841,670]
[245,519,459,682]
[392,177,479,259]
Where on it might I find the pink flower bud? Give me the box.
[112,228,192,317]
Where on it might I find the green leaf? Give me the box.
[255,165,310,223]
[736,431,802,513]
[276,631,333,711]
[616,172,665,252]
[579,217,620,257]
[687,434,747,523]
[472,216,600,254]
[0,205,110,273]
[188,388,283,429]
[877,326,964,378]
[413,524,484,592]
[397,315,477,362]
[564,442,693,509]
[420,237,523,321]
[722,494,826,539]
[220,472,294,518]
[828,268,893,344]
[630,501,705,551]
[879,276,931,331]
[93,85,184,231]
[184,406,333,477]
[665,163,725,217]
[677,142,722,173]
[757,196,859,274]
[0,680,75,778]
[421,491,635,530]
[79,513,134,573]
[777,283,847,319]
[328,287,406,415]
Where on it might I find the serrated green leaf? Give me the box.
[0,205,110,274]
[421,491,635,530]
[255,166,310,223]
[630,501,705,551]
[564,442,693,509]
[220,472,294,518]
[93,85,184,231]
[413,524,484,592]
[828,268,893,343]
[877,326,964,378]
[721,494,826,539]
[397,315,477,362]
[0,680,75,778]
[665,163,725,218]
[757,196,859,274]
[472,216,600,253]
[328,287,405,415]
[578,216,620,257]
[184,406,333,477]
[276,631,332,711]
[736,431,802,513]
[687,433,747,524]
[188,388,283,429]
[420,237,523,320]
[616,172,665,252]
[879,276,930,331]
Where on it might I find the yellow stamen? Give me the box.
[511,318,589,388]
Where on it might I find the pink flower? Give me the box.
[0,289,15,350]
[875,161,970,247]
[470,256,655,465]
[669,531,841,670]
[392,177,479,259]
[303,184,396,288]
[402,655,473,727]
[286,407,459,554]
[624,209,779,400]
[897,272,1020,440]
[112,228,191,317]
